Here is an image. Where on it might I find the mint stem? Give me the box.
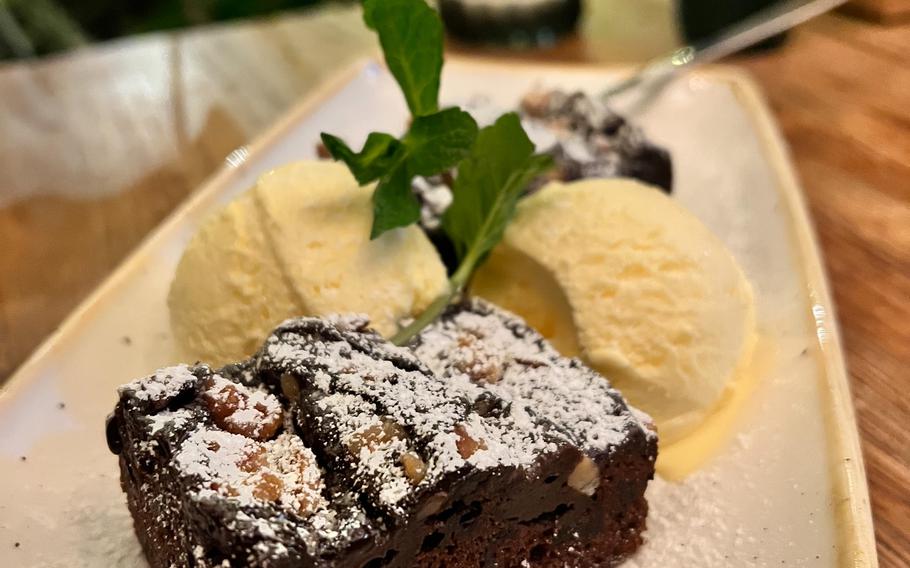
[391,250,480,345]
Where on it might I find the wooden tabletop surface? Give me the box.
[0,3,906,565]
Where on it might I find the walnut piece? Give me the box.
[274,436,324,516]
[454,334,503,384]
[280,373,300,401]
[348,418,405,455]
[201,377,283,441]
[241,435,323,515]
[252,471,283,502]
[238,445,267,473]
[400,451,427,485]
[454,424,487,460]
[567,455,600,496]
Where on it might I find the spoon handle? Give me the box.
[601,0,847,100]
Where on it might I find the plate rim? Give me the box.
[723,69,878,567]
[0,57,877,567]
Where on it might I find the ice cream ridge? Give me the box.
[473,179,757,444]
[168,161,448,366]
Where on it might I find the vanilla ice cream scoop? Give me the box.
[168,161,448,366]
[474,179,756,442]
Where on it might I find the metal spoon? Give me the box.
[601,0,848,100]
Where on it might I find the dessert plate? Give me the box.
[0,59,876,567]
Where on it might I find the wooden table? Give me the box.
[0,3,906,565]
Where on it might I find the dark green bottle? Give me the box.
[679,0,788,50]
[439,0,582,47]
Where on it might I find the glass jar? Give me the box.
[439,0,582,47]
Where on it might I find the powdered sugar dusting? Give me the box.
[412,176,453,230]
[519,89,666,186]
[176,429,326,517]
[258,315,560,516]
[413,299,652,454]
[147,408,194,435]
[111,306,653,563]
[202,374,282,440]
[118,364,198,403]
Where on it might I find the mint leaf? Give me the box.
[321,132,403,185]
[363,0,443,117]
[323,0,462,239]
[370,164,421,238]
[443,113,554,263]
[323,108,476,238]
[391,114,553,345]
[404,108,478,175]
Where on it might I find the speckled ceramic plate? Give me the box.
[0,59,876,567]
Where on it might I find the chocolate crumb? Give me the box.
[57,402,66,409]
[19,456,26,462]
[14,542,20,548]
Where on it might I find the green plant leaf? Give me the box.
[323,0,465,240]
[320,132,403,185]
[404,108,478,176]
[392,113,552,345]
[323,107,477,239]
[363,0,443,117]
[370,164,421,238]
[443,113,554,263]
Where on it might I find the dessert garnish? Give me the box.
[320,0,553,344]
[320,0,479,238]
[411,89,674,273]
[392,114,552,344]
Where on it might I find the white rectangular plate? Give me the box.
[0,59,876,567]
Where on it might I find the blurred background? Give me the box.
[5,0,892,60]
[0,0,331,59]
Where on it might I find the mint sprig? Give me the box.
[321,107,477,238]
[443,113,554,265]
[321,0,477,237]
[404,108,479,175]
[390,114,553,345]
[321,0,553,343]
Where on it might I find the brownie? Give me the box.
[518,89,673,194]
[107,304,656,567]
[413,89,673,271]
[410,299,658,565]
